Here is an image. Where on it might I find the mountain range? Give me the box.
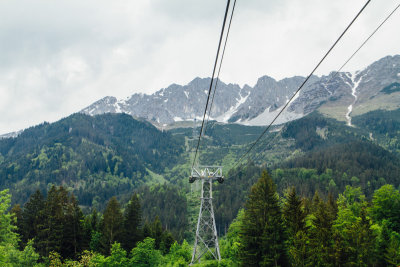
[1,54,400,211]
[81,55,400,127]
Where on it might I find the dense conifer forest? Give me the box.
[2,170,400,266]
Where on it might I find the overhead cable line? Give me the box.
[204,0,238,136]
[232,0,371,170]
[192,0,231,169]
[324,2,400,85]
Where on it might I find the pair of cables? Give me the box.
[192,0,237,169]
[193,0,399,173]
[232,0,372,169]
[231,0,400,172]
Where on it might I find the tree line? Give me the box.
[1,185,182,265]
[220,171,400,266]
[2,169,400,266]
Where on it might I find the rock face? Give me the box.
[81,55,400,126]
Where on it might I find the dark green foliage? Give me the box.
[203,122,265,146]
[3,186,183,264]
[160,231,175,254]
[4,167,400,265]
[380,82,400,94]
[214,162,262,236]
[281,141,400,197]
[347,209,376,266]
[384,232,400,266]
[214,140,400,233]
[282,113,328,151]
[281,111,368,152]
[283,188,306,236]
[239,170,286,266]
[90,231,102,253]
[142,216,175,252]
[62,194,84,259]
[140,184,188,241]
[353,108,400,138]
[0,113,184,208]
[352,108,400,156]
[81,208,99,252]
[10,204,23,249]
[21,190,45,248]
[122,193,142,252]
[307,194,335,266]
[36,186,68,257]
[90,208,99,232]
[34,186,84,259]
[283,188,308,266]
[101,196,124,254]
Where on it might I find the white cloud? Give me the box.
[0,0,399,134]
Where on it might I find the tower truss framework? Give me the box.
[189,166,224,264]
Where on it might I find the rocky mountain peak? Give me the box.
[81,55,400,127]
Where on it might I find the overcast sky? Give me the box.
[1,0,399,135]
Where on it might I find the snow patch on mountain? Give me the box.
[216,93,249,122]
[79,55,400,127]
[174,117,183,122]
[346,72,363,127]
[0,130,23,139]
[242,91,303,126]
[287,87,301,105]
[242,106,303,126]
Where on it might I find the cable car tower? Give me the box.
[189,166,224,264]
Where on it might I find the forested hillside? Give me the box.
[211,109,400,233]
[0,113,184,208]
[353,108,400,155]
[1,108,400,265]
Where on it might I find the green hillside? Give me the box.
[1,109,400,239]
[0,113,184,208]
[1,109,400,265]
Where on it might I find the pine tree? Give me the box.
[384,234,400,266]
[101,196,123,254]
[62,193,84,259]
[21,190,45,248]
[160,231,175,254]
[283,187,308,266]
[122,193,142,252]
[308,197,335,266]
[151,216,164,250]
[349,208,376,266]
[327,192,338,221]
[376,221,392,266]
[283,187,306,236]
[90,208,99,232]
[36,186,67,257]
[240,170,286,267]
[143,221,152,239]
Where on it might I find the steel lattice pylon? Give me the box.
[189,166,224,264]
